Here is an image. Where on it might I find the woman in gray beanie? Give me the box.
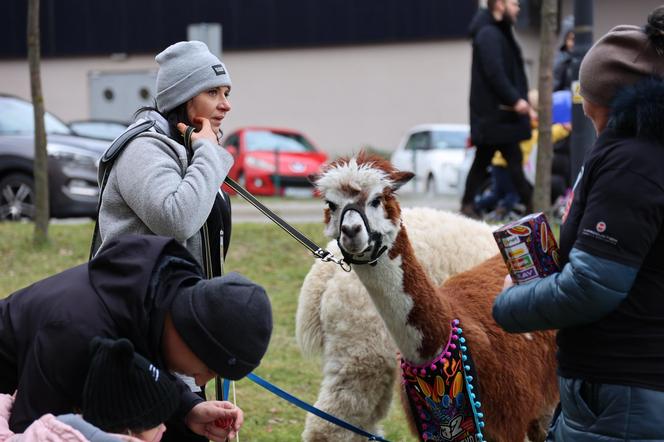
[93,41,237,442]
[493,6,664,441]
[95,40,234,277]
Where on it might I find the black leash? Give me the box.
[216,176,350,406]
[223,177,350,272]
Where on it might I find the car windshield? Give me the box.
[405,132,429,150]
[0,97,72,135]
[70,121,127,140]
[432,130,467,149]
[244,130,316,153]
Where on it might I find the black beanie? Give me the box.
[170,272,273,380]
[82,337,180,433]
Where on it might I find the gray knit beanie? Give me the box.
[579,7,664,106]
[155,41,232,113]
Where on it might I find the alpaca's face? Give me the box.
[312,155,414,259]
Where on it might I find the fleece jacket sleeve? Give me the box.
[492,248,638,333]
[115,137,234,242]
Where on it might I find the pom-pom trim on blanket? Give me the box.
[401,319,485,441]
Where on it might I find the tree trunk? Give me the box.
[533,0,558,217]
[28,0,49,244]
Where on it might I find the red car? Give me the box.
[221,127,328,197]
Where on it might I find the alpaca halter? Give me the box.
[401,319,485,442]
[336,203,388,266]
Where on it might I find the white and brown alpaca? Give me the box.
[297,207,499,441]
[311,153,558,442]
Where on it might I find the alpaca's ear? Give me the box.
[308,173,321,185]
[391,171,415,190]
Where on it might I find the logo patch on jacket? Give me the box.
[149,364,160,382]
[212,64,226,76]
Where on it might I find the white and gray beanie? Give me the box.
[155,41,232,113]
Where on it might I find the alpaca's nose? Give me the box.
[341,224,362,239]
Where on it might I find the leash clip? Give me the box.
[315,248,352,272]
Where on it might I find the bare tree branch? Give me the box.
[28,0,49,244]
[534,0,558,217]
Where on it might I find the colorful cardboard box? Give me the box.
[493,213,561,284]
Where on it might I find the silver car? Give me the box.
[0,94,108,220]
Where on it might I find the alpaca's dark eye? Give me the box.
[326,200,338,211]
[370,197,381,208]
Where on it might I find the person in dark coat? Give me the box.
[461,0,533,219]
[553,15,575,92]
[493,7,664,440]
[0,234,273,441]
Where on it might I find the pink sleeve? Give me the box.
[18,414,88,442]
[0,394,16,441]
[0,395,91,442]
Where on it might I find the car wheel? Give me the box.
[0,173,36,221]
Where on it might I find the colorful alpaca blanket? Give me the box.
[401,320,485,442]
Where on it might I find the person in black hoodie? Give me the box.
[461,0,534,219]
[493,7,664,440]
[0,234,273,441]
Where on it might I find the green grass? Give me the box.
[0,221,414,441]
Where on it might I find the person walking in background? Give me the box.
[553,16,576,92]
[493,6,664,439]
[475,89,572,221]
[0,235,273,442]
[461,0,534,219]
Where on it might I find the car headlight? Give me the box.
[48,144,99,170]
[245,156,276,172]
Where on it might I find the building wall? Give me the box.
[2,1,658,157]
[560,0,662,38]
[1,35,541,157]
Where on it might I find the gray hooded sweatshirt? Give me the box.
[96,112,234,265]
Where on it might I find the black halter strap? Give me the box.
[337,203,388,266]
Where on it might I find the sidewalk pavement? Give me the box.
[230,192,460,223]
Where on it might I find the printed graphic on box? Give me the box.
[494,213,561,284]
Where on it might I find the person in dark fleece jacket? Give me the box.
[493,7,664,440]
[0,234,273,441]
[461,0,534,219]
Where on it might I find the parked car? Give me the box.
[390,124,472,195]
[221,127,328,197]
[69,119,129,141]
[0,94,108,221]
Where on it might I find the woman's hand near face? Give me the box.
[177,117,217,145]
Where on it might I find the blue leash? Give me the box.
[222,378,231,401]
[244,372,391,442]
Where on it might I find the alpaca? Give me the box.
[297,208,499,441]
[310,153,558,442]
